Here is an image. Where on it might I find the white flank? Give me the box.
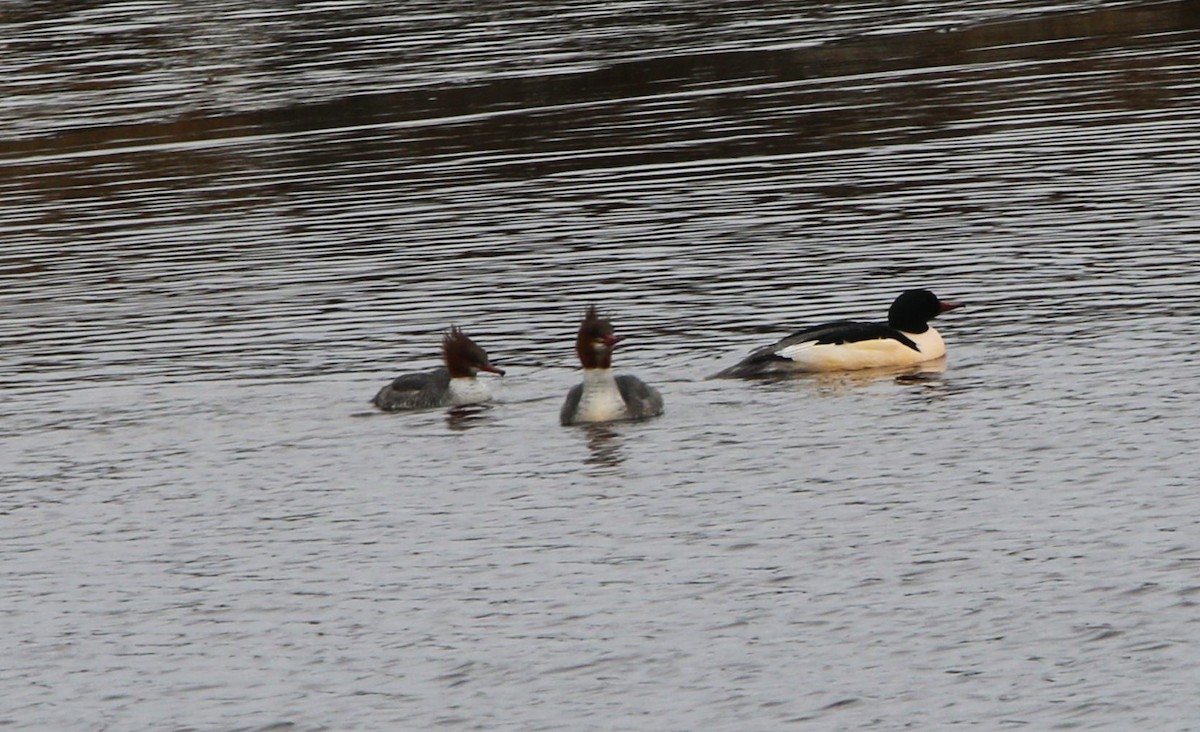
[775,327,946,371]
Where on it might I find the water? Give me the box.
[5,1,1200,729]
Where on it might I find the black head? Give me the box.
[887,289,963,333]
[442,327,504,378]
[575,305,622,370]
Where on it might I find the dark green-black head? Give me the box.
[887,289,963,333]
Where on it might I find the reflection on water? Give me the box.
[5,1,1200,731]
[3,0,1171,142]
[756,357,950,395]
[581,424,626,472]
[444,403,496,432]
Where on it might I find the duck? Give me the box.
[372,327,504,411]
[715,289,963,377]
[560,306,664,426]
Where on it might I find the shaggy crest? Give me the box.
[442,326,502,378]
[575,306,621,369]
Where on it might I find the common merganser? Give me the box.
[560,306,664,426]
[715,289,963,377]
[372,327,504,411]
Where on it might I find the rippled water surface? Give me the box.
[5,1,1200,729]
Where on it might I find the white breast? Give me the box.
[447,377,492,405]
[574,369,629,422]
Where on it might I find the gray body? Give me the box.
[372,367,455,411]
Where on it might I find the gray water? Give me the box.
[5,1,1200,729]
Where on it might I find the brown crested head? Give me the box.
[575,305,622,370]
[442,326,504,378]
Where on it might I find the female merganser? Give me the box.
[715,289,963,377]
[372,327,504,411]
[560,306,664,426]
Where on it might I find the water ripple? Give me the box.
[6,2,1200,731]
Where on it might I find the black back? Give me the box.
[715,320,920,377]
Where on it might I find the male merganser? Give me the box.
[372,327,504,411]
[560,306,664,426]
[715,289,963,377]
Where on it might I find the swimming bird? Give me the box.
[715,289,963,377]
[372,327,504,411]
[560,306,664,426]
